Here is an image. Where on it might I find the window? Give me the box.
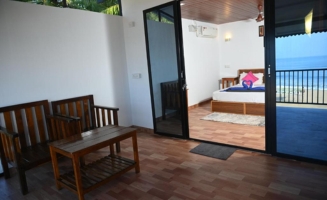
[14,0,122,16]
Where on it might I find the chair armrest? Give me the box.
[93,105,119,111]
[92,105,119,126]
[0,125,20,177]
[0,126,19,138]
[50,114,80,121]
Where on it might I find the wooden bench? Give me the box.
[0,100,81,195]
[51,95,120,152]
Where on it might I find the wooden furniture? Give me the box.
[161,80,180,120]
[49,125,140,200]
[0,100,81,195]
[51,95,121,152]
[221,77,238,89]
[212,68,265,116]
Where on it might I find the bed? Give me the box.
[211,68,265,116]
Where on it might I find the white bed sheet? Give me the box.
[213,84,265,103]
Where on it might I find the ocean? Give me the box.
[276,55,327,89]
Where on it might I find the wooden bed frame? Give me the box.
[211,68,265,116]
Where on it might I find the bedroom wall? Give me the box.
[0,0,132,126]
[218,20,265,84]
[182,19,220,106]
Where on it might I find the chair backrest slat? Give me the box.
[14,110,27,148]
[108,109,113,125]
[25,108,37,146]
[113,111,118,125]
[83,99,91,130]
[75,100,84,129]
[95,108,100,127]
[101,109,106,127]
[3,112,13,132]
[35,106,46,143]
[68,102,75,116]
[60,104,66,115]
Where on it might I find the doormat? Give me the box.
[190,143,236,160]
[201,112,265,126]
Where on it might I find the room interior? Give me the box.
[1,0,327,199]
[181,0,327,160]
[179,0,266,150]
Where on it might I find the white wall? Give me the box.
[218,20,265,81]
[0,0,132,126]
[122,0,171,129]
[182,19,220,106]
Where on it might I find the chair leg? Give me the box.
[0,157,10,179]
[0,138,10,179]
[17,167,28,195]
[115,142,121,153]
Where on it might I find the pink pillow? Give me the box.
[242,71,258,85]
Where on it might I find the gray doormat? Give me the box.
[190,143,236,160]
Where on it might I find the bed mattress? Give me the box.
[213,84,265,103]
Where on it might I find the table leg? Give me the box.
[109,144,114,157]
[132,131,140,173]
[72,155,84,200]
[49,147,62,190]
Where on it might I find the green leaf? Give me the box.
[102,4,120,15]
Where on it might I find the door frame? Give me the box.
[264,0,276,155]
[265,0,327,165]
[143,1,189,139]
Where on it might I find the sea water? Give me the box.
[276,55,327,90]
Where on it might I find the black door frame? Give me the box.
[264,0,276,155]
[265,0,327,165]
[143,1,189,139]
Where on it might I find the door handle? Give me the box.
[182,83,187,91]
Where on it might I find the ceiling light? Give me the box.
[180,3,185,6]
[305,9,313,35]
[256,4,264,22]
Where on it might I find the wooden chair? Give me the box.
[0,100,81,195]
[161,81,180,120]
[51,95,120,152]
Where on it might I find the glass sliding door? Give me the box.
[143,1,189,138]
[273,0,327,162]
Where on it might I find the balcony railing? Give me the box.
[276,68,327,105]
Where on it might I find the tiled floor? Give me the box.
[189,102,265,150]
[1,131,327,199]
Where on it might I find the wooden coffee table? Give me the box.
[49,125,140,200]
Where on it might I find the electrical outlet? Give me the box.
[225,65,230,68]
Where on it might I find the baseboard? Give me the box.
[131,125,154,134]
[188,98,212,110]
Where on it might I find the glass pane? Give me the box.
[145,5,183,136]
[275,0,327,161]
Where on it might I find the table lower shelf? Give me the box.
[58,155,136,192]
